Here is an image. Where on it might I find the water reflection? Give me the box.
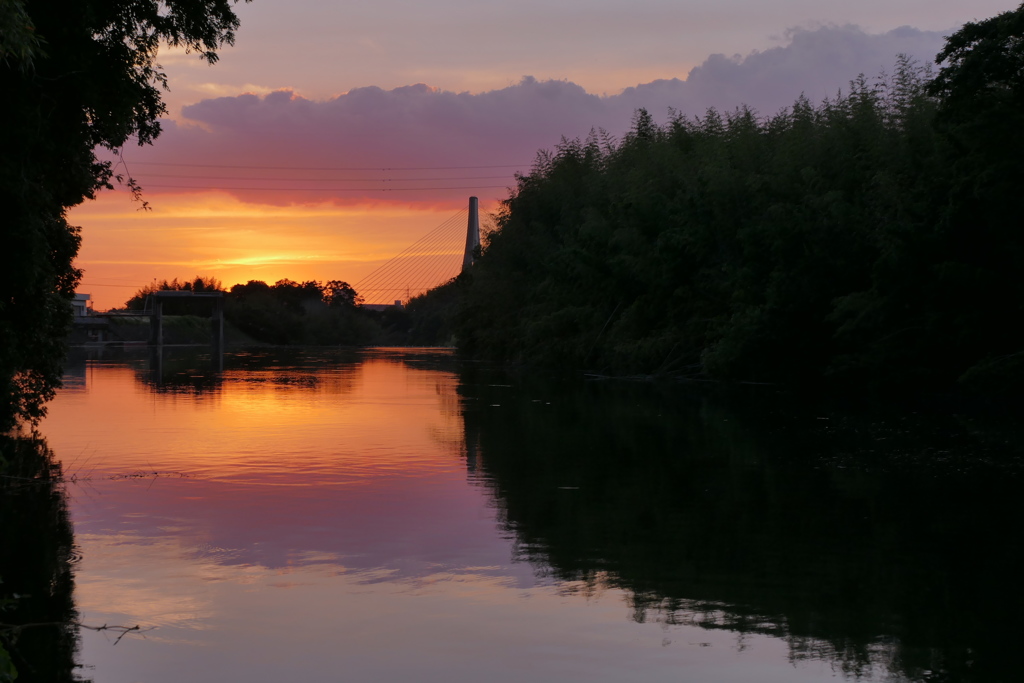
[459,369,1024,682]
[34,348,1024,682]
[53,348,486,576]
[0,435,84,682]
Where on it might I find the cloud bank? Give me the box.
[126,24,947,206]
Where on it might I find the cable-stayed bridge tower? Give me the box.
[462,196,480,272]
[354,196,482,306]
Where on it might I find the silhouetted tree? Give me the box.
[220,278,380,345]
[124,276,224,311]
[324,280,361,308]
[0,0,245,430]
[453,25,1024,395]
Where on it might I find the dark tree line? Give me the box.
[223,278,372,345]
[1,0,245,430]
[450,7,1024,395]
[401,275,466,346]
[122,277,379,345]
[123,276,226,310]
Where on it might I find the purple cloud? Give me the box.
[125,25,947,205]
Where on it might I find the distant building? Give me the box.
[72,293,92,317]
[69,293,112,343]
[362,300,404,312]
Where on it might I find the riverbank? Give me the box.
[69,314,259,347]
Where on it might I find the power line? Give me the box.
[78,282,145,288]
[128,162,530,171]
[142,184,509,192]
[139,173,515,182]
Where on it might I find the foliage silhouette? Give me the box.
[121,276,378,346]
[123,276,224,314]
[225,279,373,345]
[0,0,245,430]
[452,10,1024,395]
[402,274,469,346]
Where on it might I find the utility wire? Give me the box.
[139,173,514,182]
[129,162,529,171]
[142,184,509,192]
[78,283,146,288]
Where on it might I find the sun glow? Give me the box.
[69,191,489,309]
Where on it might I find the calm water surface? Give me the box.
[34,347,1023,682]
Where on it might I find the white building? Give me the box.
[72,293,91,317]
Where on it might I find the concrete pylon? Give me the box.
[462,196,480,271]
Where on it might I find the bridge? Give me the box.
[354,196,481,306]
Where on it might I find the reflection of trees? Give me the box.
[74,344,447,397]
[0,435,85,682]
[144,346,226,394]
[460,371,1023,682]
[129,347,364,396]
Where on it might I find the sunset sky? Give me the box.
[70,0,1012,309]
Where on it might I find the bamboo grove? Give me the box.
[446,7,1024,394]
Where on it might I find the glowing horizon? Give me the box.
[68,11,1007,309]
[71,192,497,309]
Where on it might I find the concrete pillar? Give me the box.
[462,196,480,271]
[211,296,224,372]
[150,300,164,346]
[150,345,164,385]
[211,296,224,350]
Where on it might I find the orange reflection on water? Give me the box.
[45,350,466,485]
[46,348,497,591]
[41,348,853,683]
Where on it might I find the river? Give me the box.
[18,346,1024,682]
